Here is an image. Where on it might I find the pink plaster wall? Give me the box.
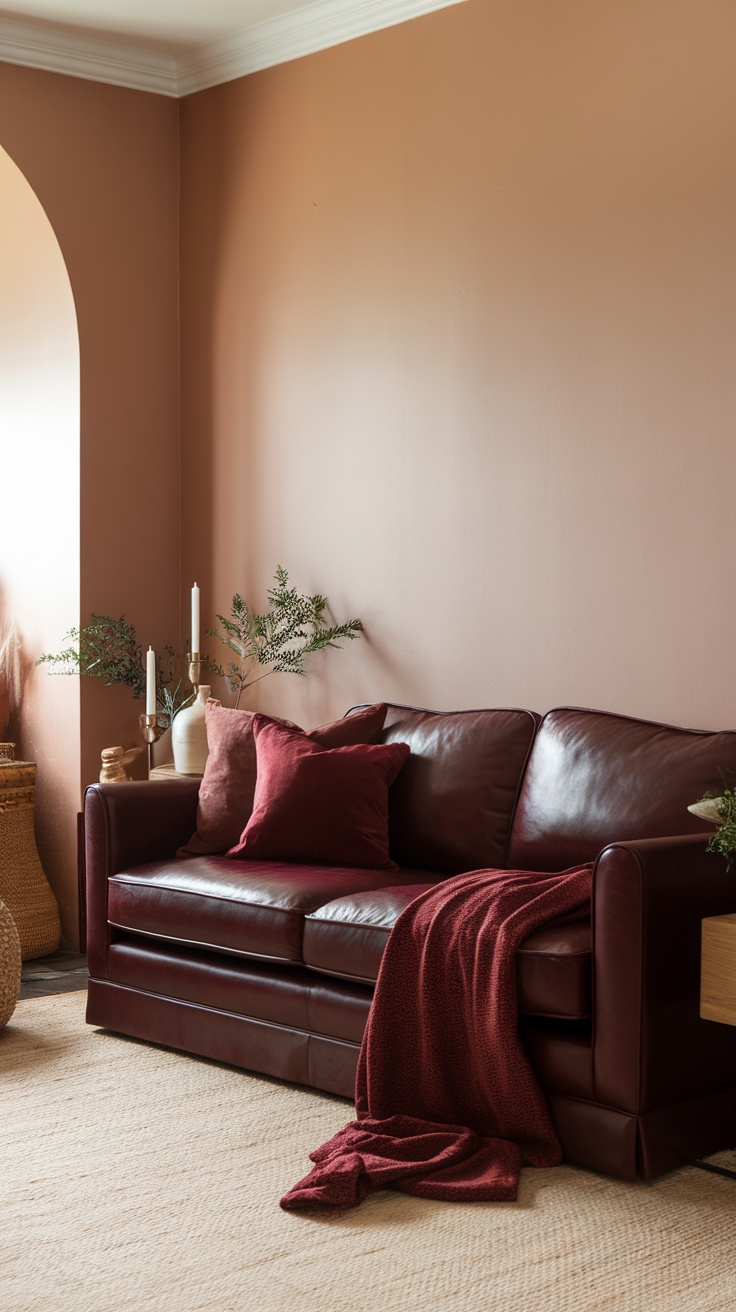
[180,0,736,732]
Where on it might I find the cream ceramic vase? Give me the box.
[172,685,210,775]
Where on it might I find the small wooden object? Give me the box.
[701,914,736,1026]
[99,745,139,784]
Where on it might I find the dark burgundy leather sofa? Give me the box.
[84,703,736,1182]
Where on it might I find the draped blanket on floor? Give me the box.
[281,864,593,1213]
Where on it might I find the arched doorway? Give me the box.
[0,144,81,946]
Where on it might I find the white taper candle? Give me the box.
[146,646,156,715]
[191,582,200,653]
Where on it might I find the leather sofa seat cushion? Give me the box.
[107,858,438,966]
[378,704,538,873]
[304,885,592,1019]
[303,884,438,984]
[509,706,736,871]
[515,920,591,1019]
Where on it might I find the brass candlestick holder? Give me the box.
[139,712,164,779]
[188,652,201,693]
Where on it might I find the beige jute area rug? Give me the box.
[3,993,736,1312]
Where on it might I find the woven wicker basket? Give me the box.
[0,761,61,960]
[0,896,21,1028]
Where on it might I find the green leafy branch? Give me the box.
[39,614,145,697]
[38,616,195,727]
[207,566,362,708]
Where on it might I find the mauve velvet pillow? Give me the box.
[178,701,389,856]
[227,715,410,869]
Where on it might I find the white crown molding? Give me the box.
[0,16,178,96]
[177,0,468,96]
[0,0,467,99]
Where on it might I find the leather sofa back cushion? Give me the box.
[179,701,389,857]
[228,716,410,869]
[378,705,538,873]
[508,706,736,870]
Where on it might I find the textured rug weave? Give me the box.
[2,992,736,1312]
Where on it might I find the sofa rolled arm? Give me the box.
[592,832,736,1114]
[85,779,200,978]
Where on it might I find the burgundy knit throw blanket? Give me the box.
[281,864,593,1213]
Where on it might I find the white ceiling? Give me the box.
[0,0,467,96]
[0,1,317,55]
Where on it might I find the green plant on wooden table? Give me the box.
[207,566,363,709]
[38,615,194,727]
[701,786,736,871]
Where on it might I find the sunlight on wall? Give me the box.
[0,143,80,945]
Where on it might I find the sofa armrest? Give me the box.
[592,833,736,1114]
[84,779,200,978]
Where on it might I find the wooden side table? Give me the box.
[697,915,736,1179]
[149,764,204,780]
[701,914,736,1026]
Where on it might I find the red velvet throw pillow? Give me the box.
[227,715,410,869]
[178,702,389,856]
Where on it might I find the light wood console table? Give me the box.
[701,914,736,1027]
[149,764,203,780]
[697,915,736,1179]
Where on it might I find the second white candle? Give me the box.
[191,583,200,654]
[146,646,156,715]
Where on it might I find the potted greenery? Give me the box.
[689,788,736,870]
[39,568,363,721]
